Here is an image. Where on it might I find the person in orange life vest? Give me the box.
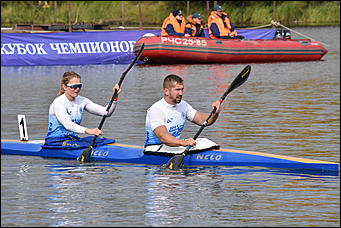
[185,13,205,37]
[208,5,238,39]
[161,9,190,37]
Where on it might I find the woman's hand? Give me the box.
[113,84,121,94]
[85,128,102,136]
[113,84,121,101]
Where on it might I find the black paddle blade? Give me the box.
[78,147,92,163]
[164,154,185,170]
[222,65,251,100]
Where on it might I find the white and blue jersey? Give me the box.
[45,94,116,141]
[145,98,197,146]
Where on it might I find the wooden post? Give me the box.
[68,1,72,32]
[138,1,143,30]
[207,1,210,14]
[272,1,277,21]
[121,1,124,27]
[187,1,190,16]
[54,1,57,24]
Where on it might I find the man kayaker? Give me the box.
[43,71,121,148]
[208,5,238,39]
[185,13,205,37]
[161,9,190,37]
[144,74,221,147]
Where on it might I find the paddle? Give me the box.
[164,65,251,170]
[78,43,145,162]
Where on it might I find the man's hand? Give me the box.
[181,138,196,147]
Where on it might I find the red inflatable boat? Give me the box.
[133,35,328,64]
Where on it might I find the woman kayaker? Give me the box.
[43,71,121,148]
[144,74,221,148]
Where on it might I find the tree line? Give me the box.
[1,1,339,28]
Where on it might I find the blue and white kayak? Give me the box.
[1,139,339,175]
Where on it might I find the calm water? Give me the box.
[1,26,340,226]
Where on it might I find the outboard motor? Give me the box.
[274,28,291,39]
[274,29,284,39]
[284,30,291,39]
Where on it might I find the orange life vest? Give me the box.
[185,15,204,37]
[208,11,232,39]
[161,13,186,36]
[186,23,197,36]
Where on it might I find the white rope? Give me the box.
[271,20,329,46]
[243,23,273,29]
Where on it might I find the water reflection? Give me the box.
[142,165,336,226]
[45,163,120,226]
[1,154,339,227]
[144,167,242,226]
[41,161,337,227]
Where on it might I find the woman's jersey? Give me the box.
[45,94,116,140]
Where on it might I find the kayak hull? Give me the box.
[133,36,328,64]
[1,139,339,175]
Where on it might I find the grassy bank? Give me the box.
[1,1,340,28]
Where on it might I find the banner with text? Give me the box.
[1,30,160,66]
[1,29,275,67]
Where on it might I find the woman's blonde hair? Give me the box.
[57,71,81,95]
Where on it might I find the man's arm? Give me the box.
[165,24,185,36]
[153,125,196,147]
[191,100,221,126]
[210,23,221,38]
[185,26,193,36]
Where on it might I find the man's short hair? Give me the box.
[163,74,183,89]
